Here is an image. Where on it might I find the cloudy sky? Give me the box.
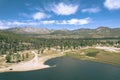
[0,0,120,30]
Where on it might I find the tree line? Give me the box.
[0,30,120,62]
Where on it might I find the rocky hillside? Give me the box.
[5,26,120,38]
[6,26,54,34]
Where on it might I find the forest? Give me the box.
[0,30,120,62]
[0,30,120,55]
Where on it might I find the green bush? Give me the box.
[85,48,99,57]
[5,54,11,62]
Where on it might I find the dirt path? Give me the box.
[0,51,49,72]
[95,46,120,53]
[26,51,40,67]
[0,51,63,72]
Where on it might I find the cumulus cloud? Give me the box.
[51,2,78,15]
[82,7,100,13]
[104,0,120,10]
[32,12,50,20]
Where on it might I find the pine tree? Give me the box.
[6,54,11,62]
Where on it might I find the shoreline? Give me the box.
[0,46,120,72]
[67,46,120,66]
[0,52,63,72]
[95,46,120,52]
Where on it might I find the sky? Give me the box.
[0,0,120,30]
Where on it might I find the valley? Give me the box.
[0,27,120,72]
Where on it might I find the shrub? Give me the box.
[85,48,99,57]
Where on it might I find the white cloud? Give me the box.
[41,20,55,24]
[0,21,9,29]
[51,2,78,15]
[0,20,55,28]
[67,18,90,25]
[32,12,50,20]
[104,0,120,10]
[82,7,100,13]
[57,17,91,25]
[0,25,9,29]
[8,21,26,25]
[0,17,91,29]
[7,21,37,26]
[0,20,31,28]
[40,18,91,25]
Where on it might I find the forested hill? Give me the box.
[1,29,120,56]
[5,27,120,38]
[0,30,33,55]
[0,30,24,40]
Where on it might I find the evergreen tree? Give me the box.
[6,54,11,62]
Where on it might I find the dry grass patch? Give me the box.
[65,48,120,66]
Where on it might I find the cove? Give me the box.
[0,57,120,80]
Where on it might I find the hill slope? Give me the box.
[5,26,120,38]
[6,27,54,34]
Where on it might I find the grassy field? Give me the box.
[65,48,120,66]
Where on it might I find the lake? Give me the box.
[0,57,120,80]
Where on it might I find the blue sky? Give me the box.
[0,0,120,30]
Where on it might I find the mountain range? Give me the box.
[4,26,120,38]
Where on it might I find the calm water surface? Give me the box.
[0,57,120,80]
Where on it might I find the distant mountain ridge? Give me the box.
[5,26,120,38]
[6,26,55,34]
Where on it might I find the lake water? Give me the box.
[0,57,120,80]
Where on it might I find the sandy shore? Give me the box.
[1,46,119,72]
[0,51,63,72]
[95,46,120,52]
